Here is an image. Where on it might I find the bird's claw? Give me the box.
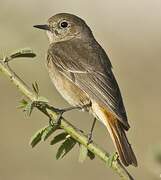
[23,100,47,116]
[49,109,65,127]
[32,100,48,109]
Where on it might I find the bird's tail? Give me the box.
[92,102,137,167]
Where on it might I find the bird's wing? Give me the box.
[48,39,130,130]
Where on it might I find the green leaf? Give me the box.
[78,144,88,163]
[30,126,48,148]
[32,81,39,95]
[56,137,77,159]
[106,152,118,167]
[41,125,58,141]
[18,99,28,109]
[10,48,36,59]
[87,150,95,160]
[19,99,35,116]
[50,132,68,145]
[24,101,34,116]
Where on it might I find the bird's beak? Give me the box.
[33,24,50,31]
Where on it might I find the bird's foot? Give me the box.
[23,99,48,116]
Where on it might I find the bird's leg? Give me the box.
[47,105,82,126]
[33,101,91,131]
[30,100,81,126]
[87,118,97,144]
[47,103,91,126]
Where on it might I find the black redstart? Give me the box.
[34,13,137,167]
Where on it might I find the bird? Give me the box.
[34,13,137,167]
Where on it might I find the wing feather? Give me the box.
[48,38,130,130]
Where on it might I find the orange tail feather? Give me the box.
[92,102,137,167]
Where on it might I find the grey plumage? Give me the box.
[48,38,130,130]
[34,13,137,166]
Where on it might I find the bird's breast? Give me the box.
[46,58,91,109]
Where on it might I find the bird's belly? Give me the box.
[46,61,90,108]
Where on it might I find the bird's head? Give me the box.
[34,13,93,43]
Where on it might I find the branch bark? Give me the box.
[0,57,134,180]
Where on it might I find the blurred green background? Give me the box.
[1,0,161,179]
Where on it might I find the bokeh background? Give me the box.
[1,0,161,179]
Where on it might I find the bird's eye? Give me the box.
[60,21,68,28]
